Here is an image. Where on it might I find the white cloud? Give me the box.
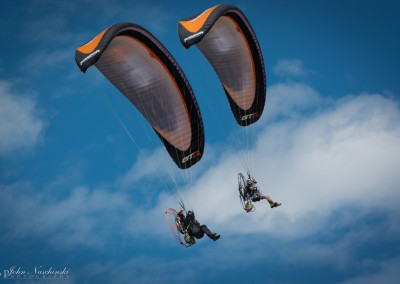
[118,147,169,187]
[264,82,321,121]
[132,83,400,242]
[117,142,219,190]
[194,90,400,237]
[2,81,399,265]
[0,183,134,249]
[0,81,44,156]
[83,83,400,272]
[274,59,309,77]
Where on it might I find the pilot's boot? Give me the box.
[201,225,220,241]
[271,202,282,208]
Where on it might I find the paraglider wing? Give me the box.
[178,5,266,126]
[75,22,204,169]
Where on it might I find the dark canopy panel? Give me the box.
[75,23,204,169]
[178,5,266,126]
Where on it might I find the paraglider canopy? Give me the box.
[178,5,266,126]
[75,22,205,169]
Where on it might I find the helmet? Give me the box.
[186,211,195,219]
[246,178,252,185]
[245,203,254,212]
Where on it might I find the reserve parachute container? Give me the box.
[178,4,266,126]
[75,22,204,169]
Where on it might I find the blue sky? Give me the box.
[1,0,400,283]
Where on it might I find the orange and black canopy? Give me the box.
[178,5,266,126]
[76,23,205,169]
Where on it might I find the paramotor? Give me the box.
[165,208,195,248]
[238,173,255,212]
